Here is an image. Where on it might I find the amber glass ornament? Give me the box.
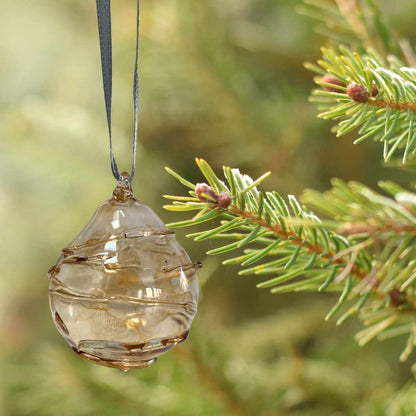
[48,174,199,370]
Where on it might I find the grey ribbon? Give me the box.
[96,0,139,181]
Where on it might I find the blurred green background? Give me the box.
[2,0,416,415]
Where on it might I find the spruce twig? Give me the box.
[164,160,416,359]
[308,45,416,163]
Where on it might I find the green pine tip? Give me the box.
[164,166,195,189]
[336,316,346,326]
[222,258,238,265]
[165,223,181,228]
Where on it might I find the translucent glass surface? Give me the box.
[49,176,198,370]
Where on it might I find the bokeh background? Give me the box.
[2,0,416,415]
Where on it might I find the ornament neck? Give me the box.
[112,171,133,201]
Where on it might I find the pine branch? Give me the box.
[306,45,416,163]
[302,1,416,166]
[164,159,416,361]
[303,179,416,344]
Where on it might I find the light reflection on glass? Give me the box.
[104,239,117,251]
[179,268,188,291]
[145,287,162,299]
[111,209,126,229]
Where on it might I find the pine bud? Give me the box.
[371,82,379,97]
[389,288,404,306]
[195,183,216,202]
[321,74,345,92]
[216,192,232,209]
[347,82,368,103]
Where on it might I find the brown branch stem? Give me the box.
[368,98,416,113]
[227,204,367,279]
[212,204,416,312]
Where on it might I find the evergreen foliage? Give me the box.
[307,46,416,163]
[4,0,416,414]
[301,0,416,164]
[165,159,416,364]
[164,0,416,369]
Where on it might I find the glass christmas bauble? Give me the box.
[48,174,198,370]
